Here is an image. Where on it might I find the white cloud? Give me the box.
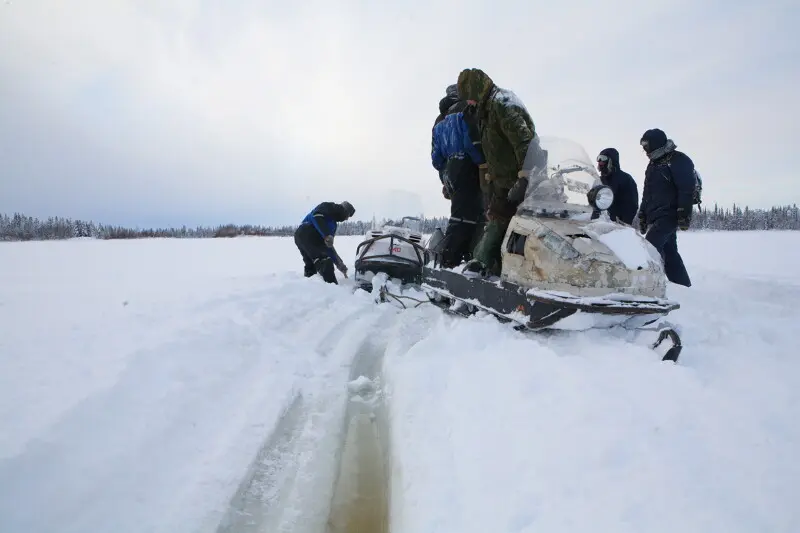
[0,0,797,227]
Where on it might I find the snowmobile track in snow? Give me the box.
[325,311,395,533]
[216,392,308,533]
[215,307,397,533]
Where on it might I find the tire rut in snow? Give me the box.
[314,304,381,358]
[214,306,398,533]
[325,325,393,533]
[216,391,308,533]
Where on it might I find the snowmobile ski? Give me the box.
[421,267,683,362]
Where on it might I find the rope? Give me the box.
[378,286,431,309]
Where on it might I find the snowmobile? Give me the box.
[417,136,684,362]
[353,216,431,292]
[357,137,683,362]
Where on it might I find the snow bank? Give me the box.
[0,230,798,533]
[382,230,800,533]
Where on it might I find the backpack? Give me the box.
[691,169,703,207]
[660,158,703,211]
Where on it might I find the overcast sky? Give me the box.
[1,0,797,227]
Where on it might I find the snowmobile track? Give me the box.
[215,307,397,533]
[215,391,308,533]
[316,304,381,357]
[325,311,396,533]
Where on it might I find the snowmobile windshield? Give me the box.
[401,216,423,234]
[517,136,601,218]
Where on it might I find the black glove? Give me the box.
[334,255,347,275]
[507,176,529,205]
[324,235,334,247]
[677,207,692,231]
[442,184,450,200]
[637,213,647,234]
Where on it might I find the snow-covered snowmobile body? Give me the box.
[419,136,683,361]
[353,216,431,292]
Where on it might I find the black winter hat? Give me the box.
[340,201,355,217]
[640,129,668,153]
[437,83,461,114]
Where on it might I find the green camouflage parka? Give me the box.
[457,68,535,189]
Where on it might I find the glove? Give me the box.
[507,176,529,204]
[637,213,648,234]
[677,207,692,231]
[324,235,334,247]
[442,184,450,200]
[334,256,348,275]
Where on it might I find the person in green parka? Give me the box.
[456,67,538,276]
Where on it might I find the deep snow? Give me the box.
[0,231,798,533]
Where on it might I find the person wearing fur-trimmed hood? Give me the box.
[455,68,538,276]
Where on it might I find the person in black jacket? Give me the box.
[294,201,355,284]
[637,129,693,287]
[588,147,639,225]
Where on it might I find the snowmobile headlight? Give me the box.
[592,185,614,211]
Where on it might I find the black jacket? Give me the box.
[639,150,696,222]
[591,148,639,225]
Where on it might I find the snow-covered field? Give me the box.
[1,231,798,533]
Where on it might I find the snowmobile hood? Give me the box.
[457,68,495,104]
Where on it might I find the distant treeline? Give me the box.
[0,203,798,241]
[0,213,448,241]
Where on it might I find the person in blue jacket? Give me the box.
[431,93,486,268]
[637,128,694,287]
[588,147,639,225]
[294,201,355,284]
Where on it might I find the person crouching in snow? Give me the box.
[431,87,486,268]
[588,147,639,225]
[294,201,355,284]
[456,67,537,276]
[637,128,693,287]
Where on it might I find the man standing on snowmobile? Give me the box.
[294,201,355,284]
[637,129,694,287]
[431,84,486,268]
[588,147,639,225]
[455,68,538,276]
